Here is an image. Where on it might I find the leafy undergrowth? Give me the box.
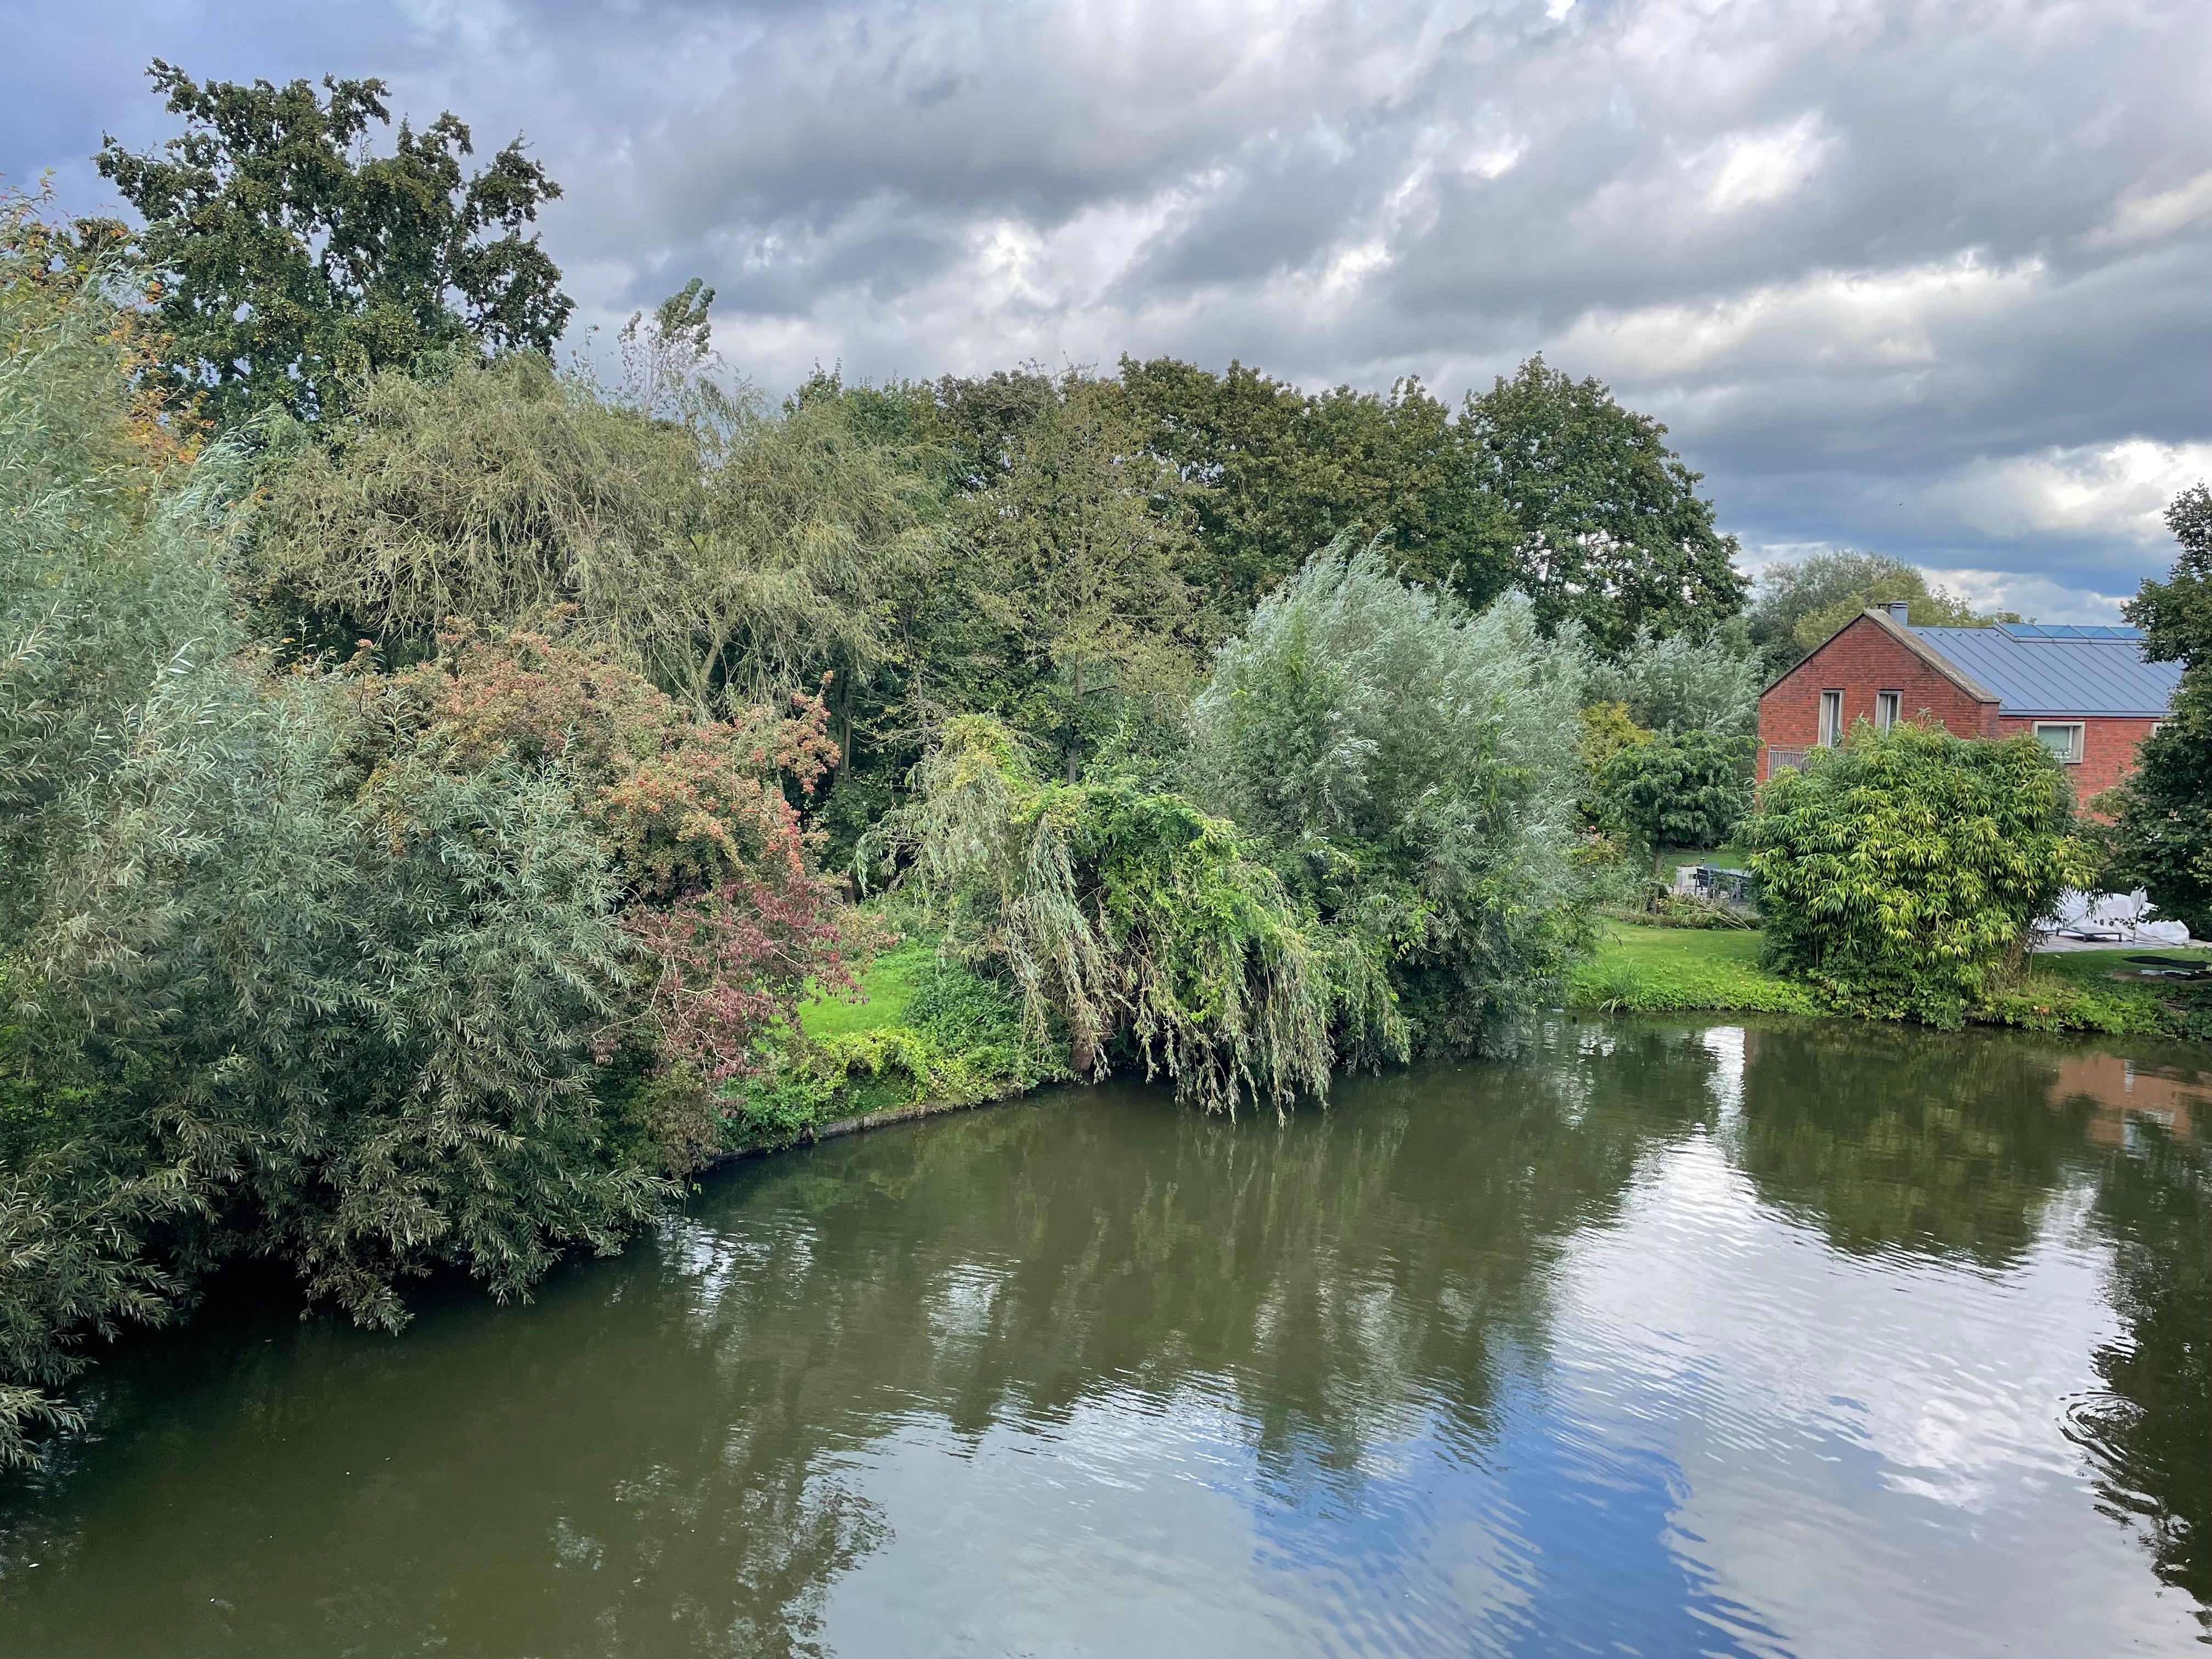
[723,943,1065,1155]
[1566,926,2212,1036]
[740,934,2212,1156]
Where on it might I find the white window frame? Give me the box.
[1876,690,1901,730]
[2034,721,2084,764]
[1819,690,1843,747]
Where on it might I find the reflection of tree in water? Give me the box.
[0,1023,1728,1657]
[2075,1120,2210,1630]
[1734,1024,2086,1268]
[1739,1024,2210,1629]
[680,1022,1724,1509]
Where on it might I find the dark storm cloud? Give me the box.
[5,0,2208,616]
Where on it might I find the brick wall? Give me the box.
[1757,615,1996,781]
[1994,714,2159,805]
[1755,613,2162,802]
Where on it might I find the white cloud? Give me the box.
[1701,114,1832,215]
[1916,569,2131,625]
[1924,440,2212,548]
[5,0,2209,603]
[2085,166,2212,249]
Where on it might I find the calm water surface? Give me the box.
[1,1020,2207,1657]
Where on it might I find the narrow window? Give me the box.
[1819,690,1843,747]
[2034,722,2083,763]
[1876,691,1901,730]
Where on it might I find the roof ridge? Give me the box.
[1861,609,2001,703]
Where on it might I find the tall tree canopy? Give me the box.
[1747,548,2017,676]
[97,61,570,426]
[1460,357,1745,652]
[1119,356,1514,619]
[2103,485,2212,935]
[957,372,1198,783]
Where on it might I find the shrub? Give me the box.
[1584,624,1761,737]
[359,622,870,1091]
[2100,485,2212,937]
[0,264,672,1464]
[1747,723,2096,1025]
[1600,729,1756,856]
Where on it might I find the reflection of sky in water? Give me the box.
[1,1023,2202,1656]
[811,1033,2204,1659]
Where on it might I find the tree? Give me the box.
[958,373,1199,783]
[1585,623,1762,737]
[865,716,1333,1111]
[1187,540,1589,1057]
[1119,355,1515,620]
[2102,484,2212,935]
[0,261,659,1465]
[1460,356,1746,653]
[97,61,570,426]
[1600,729,1756,857]
[248,343,941,725]
[248,351,702,665]
[1748,723,2096,1025]
[1747,549,2017,676]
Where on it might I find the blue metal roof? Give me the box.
[1995,622,2143,642]
[1912,625,2182,717]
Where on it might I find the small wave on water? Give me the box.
[0,1019,2204,1657]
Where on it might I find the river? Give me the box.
[0,1019,2205,1657]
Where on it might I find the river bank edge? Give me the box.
[708,926,2212,1167]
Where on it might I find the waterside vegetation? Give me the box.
[3,60,2208,1468]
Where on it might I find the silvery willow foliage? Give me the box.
[0,266,662,1469]
[1188,538,1590,1057]
[1583,623,1763,739]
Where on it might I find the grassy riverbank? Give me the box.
[1565,923,2212,1036]
[724,924,2212,1161]
[717,941,1059,1158]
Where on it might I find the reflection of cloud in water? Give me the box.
[0,1021,2201,1655]
[1552,1131,2202,1657]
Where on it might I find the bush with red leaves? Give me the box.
[362,623,871,1082]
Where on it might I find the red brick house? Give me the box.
[1757,603,2182,799]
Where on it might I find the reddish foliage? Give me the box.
[375,623,869,1079]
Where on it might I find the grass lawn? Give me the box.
[808,927,2212,1047]
[2033,944,2212,1014]
[1565,923,1814,1015]
[1568,925,2212,1033]
[796,938,933,1039]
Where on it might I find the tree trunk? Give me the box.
[838,668,855,771]
[1065,659,1085,784]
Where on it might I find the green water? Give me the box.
[1,1020,2206,1657]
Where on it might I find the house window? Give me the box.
[1876,691,1901,730]
[2034,722,2084,763]
[1819,690,1843,747]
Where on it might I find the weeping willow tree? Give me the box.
[247,317,941,722]
[865,717,1337,1114]
[692,375,943,749]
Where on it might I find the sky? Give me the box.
[4,0,2208,620]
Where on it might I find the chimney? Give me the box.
[1886,601,1911,624]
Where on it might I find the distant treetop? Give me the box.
[97,60,571,427]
